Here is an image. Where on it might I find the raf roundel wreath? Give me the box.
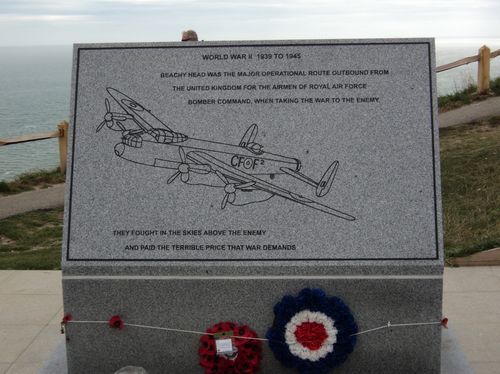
[266,288,358,374]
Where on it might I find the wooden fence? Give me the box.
[0,121,69,173]
[437,45,500,94]
[0,44,499,174]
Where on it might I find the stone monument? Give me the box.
[62,38,443,373]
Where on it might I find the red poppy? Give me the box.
[62,313,73,324]
[60,313,73,334]
[109,315,125,330]
[441,317,449,328]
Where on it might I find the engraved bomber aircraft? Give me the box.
[96,88,355,221]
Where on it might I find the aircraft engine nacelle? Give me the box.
[121,132,143,148]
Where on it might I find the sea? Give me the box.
[1,39,499,181]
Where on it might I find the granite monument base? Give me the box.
[62,276,442,373]
[41,328,472,374]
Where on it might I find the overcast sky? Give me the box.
[0,0,499,46]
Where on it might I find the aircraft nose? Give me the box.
[172,132,188,143]
[106,87,118,95]
[106,87,124,101]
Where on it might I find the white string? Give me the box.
[351,321,442,336]
[127,323,267,341]
[350,325,388,336]
[66,319,444,340]
[68,321,269,341]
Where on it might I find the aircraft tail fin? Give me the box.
[281,161,339,198]
[239,124,263,154]
[239,124,258,147]
[316,161,339,197]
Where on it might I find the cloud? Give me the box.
[0,14,93,22]
[0,0,499,45]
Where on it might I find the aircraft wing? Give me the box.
[187,151,355,221]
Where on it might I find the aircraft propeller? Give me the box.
[96,98,127,132]
[167,147,209,184]
[215,170,255,209]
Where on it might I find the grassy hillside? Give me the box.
[440,117,500,258]
[0,208,63,269]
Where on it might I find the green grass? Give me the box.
[440,117,500,258]
[438,77,500,112]
[491,76,500,95]
[438,83,478,111]
[0,167,65,196]
[0,208,63,269]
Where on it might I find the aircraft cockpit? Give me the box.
[148,128,188,144]
[244,142,264,155]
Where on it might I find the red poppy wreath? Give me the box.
[199,321,262,374]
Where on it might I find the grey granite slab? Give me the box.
[61,277,443,374]
[63,38,442,271]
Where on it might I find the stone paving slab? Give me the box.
[0,271,63,374]
[0,271,62,296]
[16,324,65,365]
[0,271,14,283]
[0,325,44,364]
[442,266,500,374]
[6,363,41,374]
[441,328,474,374]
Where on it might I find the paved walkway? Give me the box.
[443,266,500,373]
[0,185,65,220]
[0,268,499,373]
[0,271,63,374]
[439,96,500,128]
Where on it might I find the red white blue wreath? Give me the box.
[266,288,357,374]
